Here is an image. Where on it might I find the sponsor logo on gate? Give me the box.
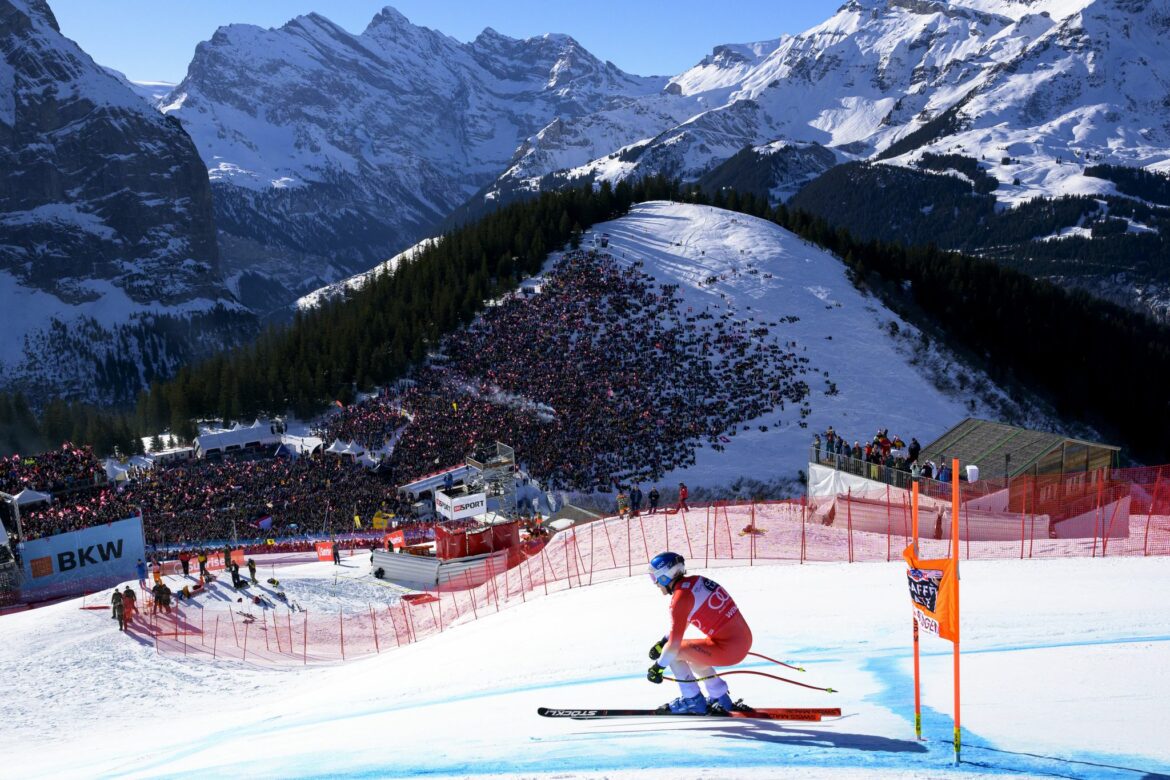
[906,567,942,612]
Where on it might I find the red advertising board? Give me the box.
[315,541,334,561]
[384,530,406,550]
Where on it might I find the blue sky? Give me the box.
[49,0,841,84]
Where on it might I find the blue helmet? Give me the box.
[649,551,686,589]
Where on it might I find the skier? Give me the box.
[645,551,753,714]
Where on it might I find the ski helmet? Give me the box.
[648,551,686,590]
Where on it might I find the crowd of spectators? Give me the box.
[0,444,102,495]
[385,249,812,490]
[812,425,961,486]
[313,401,409,453]
[14,453,401,546]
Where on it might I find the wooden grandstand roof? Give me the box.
[919,418,1118,479]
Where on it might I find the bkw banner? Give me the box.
[20,516,145,595]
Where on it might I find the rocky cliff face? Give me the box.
[162,7,667,307]
[0,0,250,404]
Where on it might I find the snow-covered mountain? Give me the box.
[162,7,667,308]
[481,0,1170,205]
[0,0,250,404]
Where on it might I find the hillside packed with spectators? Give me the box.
[1,443,102,495]
[386,250,811,490]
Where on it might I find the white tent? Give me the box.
[12,489,51,506]
[281,435,323,456]
[103,458,130,483]
[357,451,379,469]
[325,440,348,455]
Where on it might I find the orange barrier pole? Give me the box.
[683,510,695,560]
[911,478,921,740]
[601,515,617,570]
[518,556,527,603]
[1102,497,1122,557]
[952,458,962,764]
[1092,477,1104,558]
[539,549,549,596]
[466,571,478,618]
[388,605,401,648]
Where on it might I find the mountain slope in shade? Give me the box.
[0,0,250,404]
[163,5,668,295]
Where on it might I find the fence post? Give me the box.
[287,609,293,656]
[539,548,550,596]
[370,603,380,654]
[886,486,892,562]
[303,611,308,665]
[242,621,249,662]
[601,515,616,571]
[213,615,219,659]
[388,605,401,648]
[263,610,270,652]
[201,607,205,646]
[750,502,755,565]
[1092,476,1103,558]
[800,496,807,564]
[230,604,239,646]
[846,488,854,564]
[626,515,632,577]
[1145,474,1161,557]
[704,505,710,568]
[339,608,345,661]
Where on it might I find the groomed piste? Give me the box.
[1,522,1168,779]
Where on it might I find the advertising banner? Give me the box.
[435,490,487,521]
[903,544,959,642]
[384,530,406,550]
[20,516,145,594]
[315,541,334,561]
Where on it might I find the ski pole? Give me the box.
[664,669,836,694]
[747,651,805,672]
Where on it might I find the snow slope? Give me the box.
[1,553,1167,778]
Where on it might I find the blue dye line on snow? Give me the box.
[117,636,1170,780]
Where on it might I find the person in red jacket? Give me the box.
[645,551,753,714]
[675,482,689,513]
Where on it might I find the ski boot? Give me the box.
[707,694,754,716]
[656,693,708,714]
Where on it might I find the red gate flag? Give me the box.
[903,544,959,643]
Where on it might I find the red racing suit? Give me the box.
[658,574,752,670]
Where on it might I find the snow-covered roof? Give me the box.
[12,489,52,506]
[281,435,324,455]
[194,420,281,455]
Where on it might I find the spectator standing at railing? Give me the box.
[813,434,822,464]
[648,487,660,514]
[908,437,921,465]
[937,459,951,484]
[676,482,690,513]
[630,484,643,517]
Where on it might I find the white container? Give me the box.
[966,464,980,482]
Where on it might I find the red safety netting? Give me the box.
[136,477,1169,666]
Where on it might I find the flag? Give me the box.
[334,400,344,409]
[452,401,458,412]
[256,515,273,531]
[903,544,959,643]
[353,514,362,529]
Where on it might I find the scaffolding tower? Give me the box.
[466,442,517,518]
